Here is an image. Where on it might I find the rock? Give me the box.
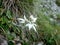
[37,41,44,45]
[1,40,8,45]
[0,35,8,45]
[16,43,21,45]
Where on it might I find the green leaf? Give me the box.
[6,10,12,19]
[8,41,14,45]
[1,16,8,24]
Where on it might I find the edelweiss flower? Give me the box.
[13,15,37,32]
[25,22,37,32]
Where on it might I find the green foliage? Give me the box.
[56,0,60,6]
[6,10,12,19]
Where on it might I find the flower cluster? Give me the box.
[12,15,37,32]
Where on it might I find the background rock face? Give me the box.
[34,0,60,24]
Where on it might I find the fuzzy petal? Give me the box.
[25,23,33,30]
[30,15,37,22]
[33,26,37,32]
[17,18,25,23]
[24,15,29,22]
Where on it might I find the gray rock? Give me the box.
[0,35,8,45]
